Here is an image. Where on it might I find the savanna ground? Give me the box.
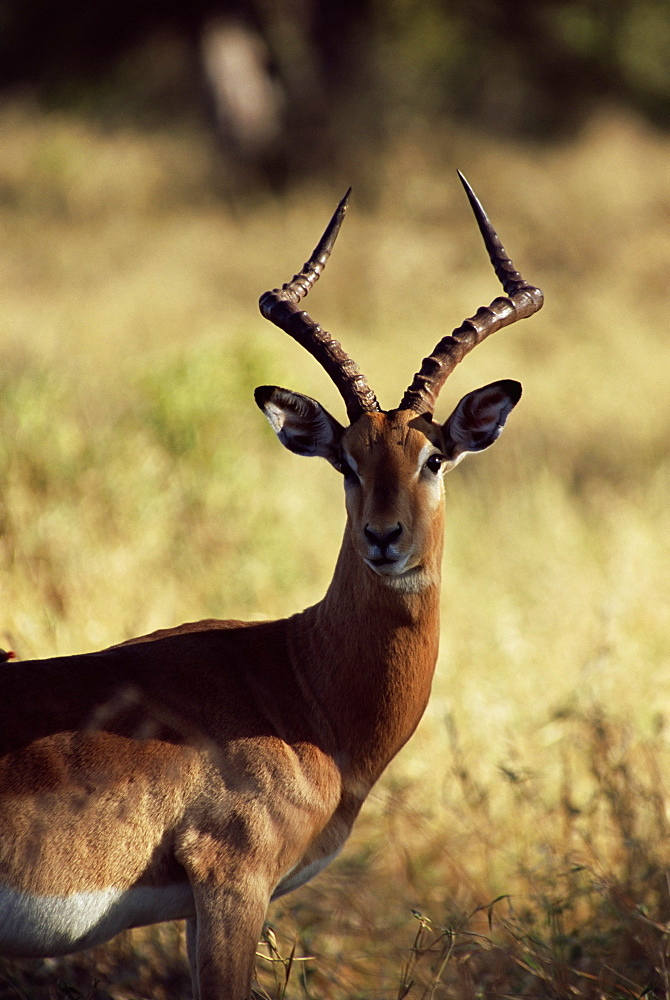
[1,98,669,998]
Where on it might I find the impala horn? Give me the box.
[398,171,544,417]
[259,189,381,424]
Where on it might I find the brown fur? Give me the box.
[0,386,526,999]
[0,408,458,999]
[0,174,542,997]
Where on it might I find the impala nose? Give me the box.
[364,523,403,549]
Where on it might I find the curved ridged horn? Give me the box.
[259,190,381,423]
[399,171,544,417]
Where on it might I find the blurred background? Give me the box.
[1,2,670,998]
[1,0,670,189]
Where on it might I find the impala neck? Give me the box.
[290,521,443,790]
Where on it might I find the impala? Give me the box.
[0,174,543,999]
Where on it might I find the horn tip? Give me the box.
[338,186,352,215]
[456,169,471,193]
[456,169,483,214]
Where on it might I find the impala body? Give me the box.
[0,175,542,999]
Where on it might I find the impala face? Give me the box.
[256,378,522,589]
[340,411,445,581]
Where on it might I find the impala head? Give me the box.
[256,174,543,587]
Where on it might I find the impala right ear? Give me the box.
[440,379,522,462]
[255,386,345,466]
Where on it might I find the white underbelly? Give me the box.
[0,882,194,957]
[273,847,342,899]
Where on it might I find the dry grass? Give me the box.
[1,98,670,998]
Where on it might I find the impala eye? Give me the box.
[425,453,445,475]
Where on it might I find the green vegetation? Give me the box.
[1,100,669,997]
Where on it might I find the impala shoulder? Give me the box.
[106,617,262,649]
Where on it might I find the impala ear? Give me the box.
[440,379,522,462]
[255,386,345,466]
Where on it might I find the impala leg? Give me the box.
[186,917,201,1000]
[189,883,269,1000]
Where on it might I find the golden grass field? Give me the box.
[1,98,670,998]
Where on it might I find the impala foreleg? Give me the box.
[188,878,271,1000]
[186,918,200,1000]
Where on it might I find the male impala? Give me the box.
[0,174,542,999]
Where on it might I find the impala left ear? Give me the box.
[255,385,345,466]
[440,379,522,462]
